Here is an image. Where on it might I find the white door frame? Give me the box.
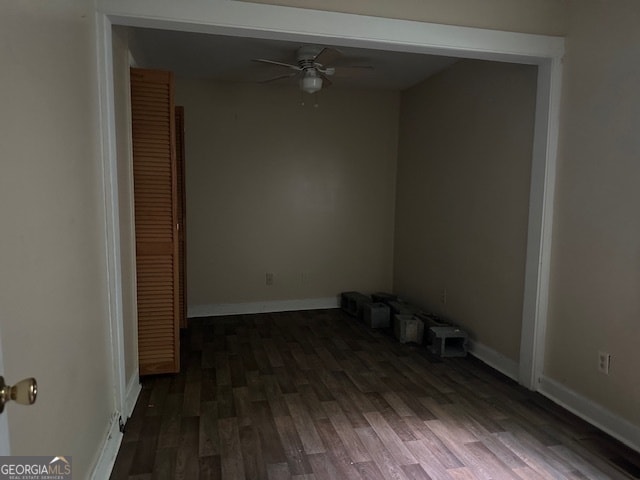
[96,13,127,420]
[95,0,564,391]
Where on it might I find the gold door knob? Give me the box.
[0,376,37,413]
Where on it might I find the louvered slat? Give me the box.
[131,68,179,376]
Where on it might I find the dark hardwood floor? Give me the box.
[110,309,640,479]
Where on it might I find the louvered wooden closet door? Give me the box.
[130,68,180,375]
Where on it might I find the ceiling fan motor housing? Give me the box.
[297,45,324,64]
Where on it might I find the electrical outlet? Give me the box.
[266,272,274,286]
[598,351,611,374]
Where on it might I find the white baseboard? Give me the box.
[456,342,640,454]
[539,375,640,453]
[90,375,141,480]
[90,413,123,480]
[188,296,340,318]
[467,340,520,381]
[124,373,142,419]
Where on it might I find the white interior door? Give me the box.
[0,330,11,455]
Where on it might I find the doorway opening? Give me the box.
[95,4,563,422]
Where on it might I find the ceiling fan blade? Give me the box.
[319,72,333,88]
[252,58,301,71]
[259,72,299,84]
[313,47,341,67]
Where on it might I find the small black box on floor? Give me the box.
[362,302,391,329]
[371,292,397,305]
[427,326,468,357]
[394,314,424,344]
[340,291,371,317]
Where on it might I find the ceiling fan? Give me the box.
[252,46,373,94]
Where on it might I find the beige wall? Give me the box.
[394,60,537,362]
[112,27,139,386]
[238,0,567,36]
[175,80,399,307]
[0,1,114,476]
[545,0,640,426]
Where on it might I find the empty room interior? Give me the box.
[2,1,640,479]
[109,18,639,480]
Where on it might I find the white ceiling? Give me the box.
[128,27,459,91]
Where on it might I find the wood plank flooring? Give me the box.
[110,309,640,479]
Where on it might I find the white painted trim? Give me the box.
[124,373,142,420]
[188,297,339,318]
[89,374,139,480]
[96,13,127,416]
[518,56,563,389]
[97,0,563,61]
[467,340,520,381]
[539,375,640,453]
[93,14,129,480]
[90,414,123,480]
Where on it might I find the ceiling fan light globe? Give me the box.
[300,75,323,94]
